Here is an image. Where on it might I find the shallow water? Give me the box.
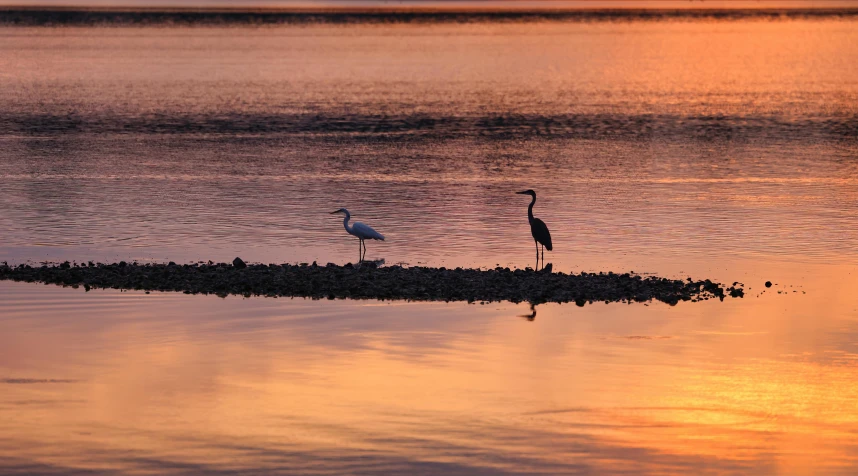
[2,266,858,474]
[1,16,858,474]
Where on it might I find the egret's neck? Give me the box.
[527,195,536,222]
[341,212,354,234]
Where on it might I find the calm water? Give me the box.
[1,16,858,474]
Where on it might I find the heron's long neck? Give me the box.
[341,212,354,234]
[527,195,536,222]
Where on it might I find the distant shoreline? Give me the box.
[1,7,857,25]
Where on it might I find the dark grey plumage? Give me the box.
[517,189,553,269]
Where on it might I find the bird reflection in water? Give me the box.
[519,303,537,321]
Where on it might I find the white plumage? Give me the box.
[351,221,385,241]
[331,208,384,262]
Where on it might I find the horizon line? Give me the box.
[4,0,858,12]
[3,6,858,13]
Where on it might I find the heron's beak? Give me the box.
[516,191,527,195]
[330,210,341,214]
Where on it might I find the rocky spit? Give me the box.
[0,259,744,306]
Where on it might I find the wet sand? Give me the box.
[0,260,743,306]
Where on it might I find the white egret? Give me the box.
[516,190,553,270]
[330,208,385,263]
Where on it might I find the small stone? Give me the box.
[232,257,247,269]
[765,281,772,288]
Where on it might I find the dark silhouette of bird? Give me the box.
[518,303,537,321]
[516,190,552,270]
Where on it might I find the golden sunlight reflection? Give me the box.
[2,260,858,473]
[2,19,857,270]
[1,10,857,475]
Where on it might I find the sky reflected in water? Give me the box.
[1,16,858,475]
[2,260,858,474]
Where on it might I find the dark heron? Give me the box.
[516,190,552,270]
[519,303,537,321]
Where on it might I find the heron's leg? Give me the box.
[535,240,539,270]
[541,244,544,266]
[362,240,367,261]
[358,239,362,263]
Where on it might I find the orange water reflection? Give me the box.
[2,260,857,474]
[1,16,857,474]
[1,19,857,269]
